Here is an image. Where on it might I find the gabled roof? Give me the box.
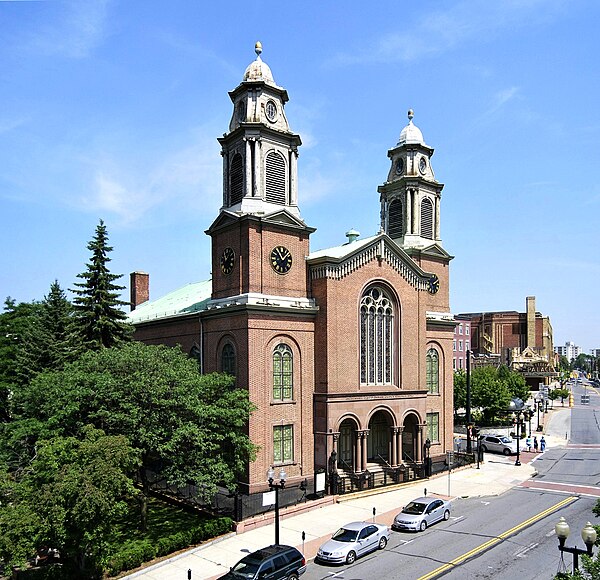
[128,280,212,324]
[205,208,313,235]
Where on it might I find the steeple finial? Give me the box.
[408,109,414,122]
[255,41,263,58]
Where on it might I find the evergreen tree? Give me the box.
[70,220,132,350]
[15,281,77,386]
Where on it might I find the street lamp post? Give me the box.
[267,467,287,545]
[555,517,597,574]
[511,411,525,466]
[424,438,431,477]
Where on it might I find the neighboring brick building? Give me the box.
[457,296,558,388]
[129,45,455,496]
[453,315,472,371]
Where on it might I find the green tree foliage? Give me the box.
[497,365,530,403]
[453,370,466,410]
[0,427,139,576]
[453,366,514,417]
[14,281,77,386]
[0,298,42,420]
[10,342,257,531]
[70,220,132,350]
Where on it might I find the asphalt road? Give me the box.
[301,388,600,580]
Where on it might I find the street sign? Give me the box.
[581,394,590,405]
[447,451,454,466]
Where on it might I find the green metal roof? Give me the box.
[128,280,212,324]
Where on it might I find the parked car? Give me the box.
[479,434,518,455]
[392,496,451,532]
[316,521,389,565]
[218,544,306,580]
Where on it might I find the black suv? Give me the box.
[218,544,306,579]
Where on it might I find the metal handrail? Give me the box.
[376,453,392,468]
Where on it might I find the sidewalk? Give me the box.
[122,408,570,580]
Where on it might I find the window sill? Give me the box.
[270,399,297,405]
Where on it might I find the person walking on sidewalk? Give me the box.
[525,435,532,452]
[533,436,539,452]
[540,436,546,452]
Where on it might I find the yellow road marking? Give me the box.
[417,496,577,580]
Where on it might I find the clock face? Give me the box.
[220,247,235,275]
[395,158,404,175]
[419,156,427,174]
[270,245,292,274]
[265,100,277,122]
[428,274,440,295]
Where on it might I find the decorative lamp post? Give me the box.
[511,411,525,466]
[424,438,431,477]
[555,517,597,573]
[267,467,287,545]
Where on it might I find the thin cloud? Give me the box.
[22,0,111,59]
[327,0,565,66]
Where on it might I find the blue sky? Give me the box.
[1,0,598,351]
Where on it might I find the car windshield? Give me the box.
[500,437,513,443]
[230,559,260,578]
[402,501,426,515]
[332,528,359,542]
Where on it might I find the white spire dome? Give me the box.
[398,109,425,145]
[243,41,275,85]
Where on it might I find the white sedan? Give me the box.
[392,496,451,532]
[316,521,389,565]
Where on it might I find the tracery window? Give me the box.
[221,343,236,376]
[273,424,293,463]
[421,197,434,239]
[360,287,394,385]
[427,412,439,442]
[426,348,439,394]
[273,344,293,400]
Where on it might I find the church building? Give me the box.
[129,44,455,497]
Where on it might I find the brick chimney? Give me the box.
[130,271,149,311]
[526,296,536,349]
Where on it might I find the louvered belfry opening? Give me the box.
[265,151,286,204]
[230,153,244,205]
[388,199,404,238]
[421,197,433,239]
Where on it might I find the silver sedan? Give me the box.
[316,521,389,565]
[392,496,451,532]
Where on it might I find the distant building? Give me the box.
[456,296,558,388]
[589,348,600,358]
[453,315,471,371]
[554,341,581,361]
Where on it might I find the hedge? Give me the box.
[105,516,233,577]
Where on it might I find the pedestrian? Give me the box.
[533,436,539,452]
[525,435,532,452]
[540,436,546,452]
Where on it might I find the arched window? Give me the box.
[388,199,403,238]
[230,153,243,205]
[426,348,439,394]
[265,151,286,204]
[421,197,434,239]
[221,343,236,376]
[273,344,293,400]
[360,287,394,385]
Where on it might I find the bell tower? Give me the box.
[378,110,444,250]
[218,42,301,218]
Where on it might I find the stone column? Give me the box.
[406,192,412,234]
[435,195,441,239]
[390,427,399,467]
[244,138,252,198]
[354,432,361,473]
[361,431,368,472]
[253,138,260,197]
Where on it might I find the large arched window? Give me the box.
[360,287,394,385]
[421,197,434,239]
[230,153,244,205]
[388,199,404,238]
[426,348,439,394]
[265,151,286,204]
[273,344,293,400]
[221,343,236,376]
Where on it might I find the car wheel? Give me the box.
[503,448,511,456]
[346,550,356,565]
[419,520,427,532]
[379,536,387,550]
[288,575,299,580]
[443,510,450,521]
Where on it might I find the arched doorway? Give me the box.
[402,413,420,462]
[367,410,392,464]
[338,419,357,472]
